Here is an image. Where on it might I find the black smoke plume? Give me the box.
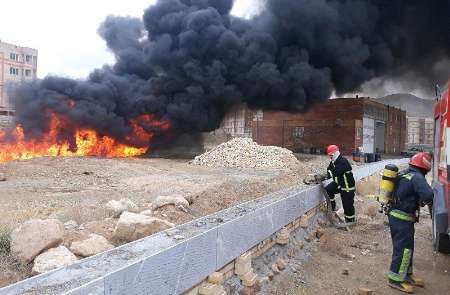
[9,0,450,149]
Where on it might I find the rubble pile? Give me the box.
[192,138,300,170]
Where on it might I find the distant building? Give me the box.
[407,117,433,146]
[216,97,407,155]
[0,40,38,111]
[376,94,434,147]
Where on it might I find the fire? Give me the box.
[0,113,170,163]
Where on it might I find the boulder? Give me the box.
[106,198,138,217]
[69,234,114,257]
[113,212,174,242]
[11,219,64,263]
[32,246,78,274]
[152,195,189,210]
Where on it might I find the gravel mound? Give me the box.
[191,138,300,169]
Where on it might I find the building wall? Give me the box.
[385,106,407,153]
[0,40,38,109]
[218,104,260,138]
[407,117,433,146]
[252,98,365,154]
[249,98,406,155]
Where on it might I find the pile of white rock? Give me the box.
[191,138,300,170]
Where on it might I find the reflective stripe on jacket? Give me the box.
[326,155,355,192]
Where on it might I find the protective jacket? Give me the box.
[390,166,434,222]
[326,155,355,192]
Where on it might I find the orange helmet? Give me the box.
[326,145,339,155]
[409,152,432,172]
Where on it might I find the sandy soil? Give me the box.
[266,174,450,295]
[0,154,329,288]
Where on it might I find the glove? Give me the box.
[314,173,328,182]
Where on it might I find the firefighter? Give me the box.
[324,144,356,225]
[387,152,433,293]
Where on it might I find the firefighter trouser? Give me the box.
[325,182,355,222]
[388,212,415,282]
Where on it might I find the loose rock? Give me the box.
[191,138,300,170]
[11,219,64,263]
[105,198,138,218]
[64,220,79,231]
[358,287,375,295]
[271,263,280,274]
[113,212,174,242]
[140,209,153,216]
[208,272,224,285]
[69,234,114,257]
[152,195,189,210]
[276,258,287,271]
[32,246,78,274]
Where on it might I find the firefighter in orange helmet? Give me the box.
[387,152,433,293]
[324,144,356,225]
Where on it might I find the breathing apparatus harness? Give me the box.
[373,164,427,222]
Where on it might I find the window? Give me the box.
[9,67,19,75]
[25,69,31,77]
[9,53,18,60]
[26,55,31,62]
[293,127,304,139]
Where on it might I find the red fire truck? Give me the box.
[432,79,450,253]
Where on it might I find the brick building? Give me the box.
[0,40,38,109]
[216,98,407,155]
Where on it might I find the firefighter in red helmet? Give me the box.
[324,144,356,225]
[386,152,433,293]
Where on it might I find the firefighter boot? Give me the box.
[388,279,414,293]
[405,274,424,288]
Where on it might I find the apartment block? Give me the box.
[0,40,38,110]
[407,117,434,146]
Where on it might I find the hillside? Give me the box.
[377,93,434,117]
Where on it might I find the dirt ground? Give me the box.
[267,174,450,295]
[0,154,328,288]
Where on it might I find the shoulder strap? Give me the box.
[392,172,415,205]
[401,172,414,181]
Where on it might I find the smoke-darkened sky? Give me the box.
[7,0,450,149]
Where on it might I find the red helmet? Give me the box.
[409,152,432,172]
[326,145,339,155]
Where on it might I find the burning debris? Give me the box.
[0,112,169,163]
[2,0,449,162]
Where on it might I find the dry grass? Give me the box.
[0,229,10,256]
[0,228,31,287]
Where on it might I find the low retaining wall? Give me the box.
[0,159,409,295]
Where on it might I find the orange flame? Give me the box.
[0,113,170,163]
